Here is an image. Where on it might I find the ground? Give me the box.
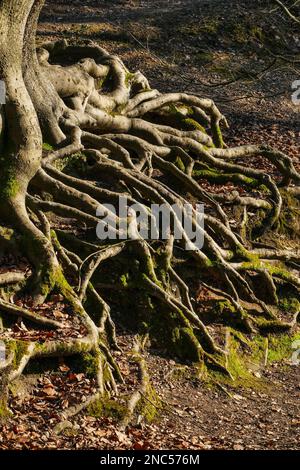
[0,0,299,450]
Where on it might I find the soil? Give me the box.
[0,0,299,451]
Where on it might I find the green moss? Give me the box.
[36,340,91,357]
[271,333,300,362]
[120,273,129,287]
[235,331,299,376]
[275,190,300,239]
[183,118,206,133]
[232,23,249,44]
[6,339,29,369]
[217,300,236,314]
[250,26,264,41]
[125,72,135,87]
[171,326,202,362]
[38,262,72,300]
[53,152,87,174]
[0,396,11,421]
[200,298,249,332]
[174,156,185,172]
[42,142,54,151]
[209,335,266,390]
[211,122,224,148]
[95,73,109,90]
[194,51,214,65]
[193,167,259,187]
[279,297,300,314]
[0,157,20,200]
[208,329,299,391]
[167,104,208,131]
[88,396,127,420]
[81,352,99,377]
[137,382,162,423]
[252,317,291,333]
[179,19,220,36]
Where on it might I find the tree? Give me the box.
[0,0,299,423]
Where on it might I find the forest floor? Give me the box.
[0,0,299,450]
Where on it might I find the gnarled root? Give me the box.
[1,38,299,423]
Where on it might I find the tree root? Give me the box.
[0,33,299,422]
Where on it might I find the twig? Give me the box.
[274,0,300,23]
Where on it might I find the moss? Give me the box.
[231,23,249,44]
[174,156,185,172]
[252,317,291,333]
[179,19,220,36]
[171,326,202,362]
[42,142,54,151]
[120,273,129,287]
[211,122,224,148]
[53,152,87,174]
[194,51,214,65]
[95,73,109,90]
[0,396,11,421]
[275,190,300,239]
[249,26,264,41]
[217,300,236,315]
[81,352,99,377]
[183,118,206,133]
[209,335,267,390]
[208,329,300,391]
[137,382,162,423]
[227,331,300,382]
[0,158,20,200]
[38,262,73,300]
[192,166,258,188]
[6,339,29,369]
[270,333,300,362]
[279,297,300,314]
[125,72,135,87]
[88,396,127,420]
[167,104,208,131]
[36,339,91,357]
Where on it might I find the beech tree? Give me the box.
[0,0,299,421]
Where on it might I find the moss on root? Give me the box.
[68,352,99,378]
[170,326,202,362]
[137,381,162,423]
[266,333,300,363]
[53,152,88,175]
[42,142,54,151]
[87,396,127,420]
[6,339,30,369]
[211,123,224,148]
[209,329,300,390]
[193,166,260,188]
[0,396,11,421]
[278,297,300,314]
[0,161,19,201]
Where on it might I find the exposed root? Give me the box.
[0,35,299,422]
[120,337,150,429]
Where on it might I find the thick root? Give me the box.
[0,38,299,422]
